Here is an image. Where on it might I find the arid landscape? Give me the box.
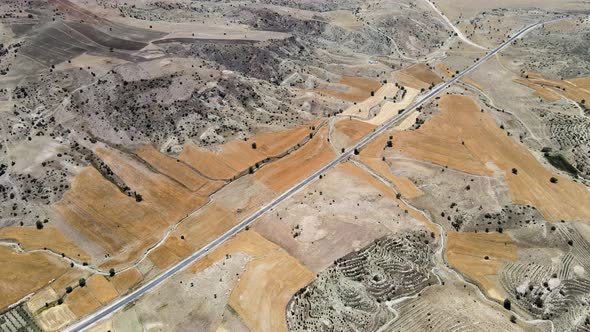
[0,0,589,331]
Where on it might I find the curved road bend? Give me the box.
[65,17,568,332]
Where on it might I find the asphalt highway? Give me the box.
[64,17,567,332]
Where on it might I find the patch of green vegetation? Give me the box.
[544,154,578,176]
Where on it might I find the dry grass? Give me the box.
[393,94,590,222]
[446,231,517,301]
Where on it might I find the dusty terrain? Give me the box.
[0,0,589,331]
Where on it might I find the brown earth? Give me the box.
[446,231,517,301]
[0,226,90,262]
[0,246,70,309]
[393,94,590,222]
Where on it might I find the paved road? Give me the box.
[65,17,567,332]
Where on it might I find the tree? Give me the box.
[354,148,360,155]
[512,168,518,175]
[503,298,511,310]
[79,278,86,287]
[36,220,44,230]
[109,268,116,277]
[510,315,517,324]
[550,177,558,184]
[135,192,143,202]
[251,142,257,149]
[386,140,393,148]
[66,286,73,293]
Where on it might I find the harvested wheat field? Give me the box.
[0,246,70,309]
[65,286,101,318]
[179,144,241,180]
[255,127,336,193]
[255,162,436,273]
[35,301,78,332]
[0,226,90,262]
[149,170,276,271]
[332,118,376,150]
[110,268,143,294]
[95,146,206,218]
[357,133,424,199]
[393,63,442,90]
[394,95,590,222]
[253,120,323,157]
[55,164,205,269]
[49,269,88,296]
[179,122,323,180]
[53,145,207,269]
[436,63,483,90]
[317,76,382,102]
[136,145,224,195]
[28,287,78,331]
[515,72,590,103]
[446,231,517,301]
[85,275,119,304]
[367,87,420,125]
[209,231,315,332]
[342,83,398,118]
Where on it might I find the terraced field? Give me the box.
[287,232,437,331]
